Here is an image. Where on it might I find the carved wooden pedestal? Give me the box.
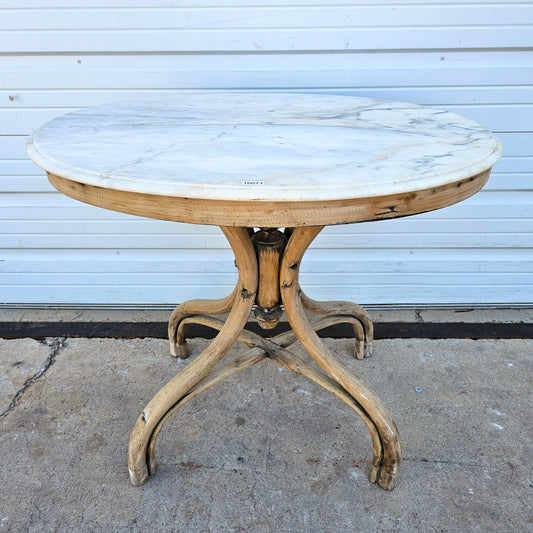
[128,226,401,491]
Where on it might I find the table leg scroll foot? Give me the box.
[168,286,239,358]
[265,347,392,488]
[300,291,373,359]
[281,226,401,490]
[369,460,401,491]
[311,314,365,360]
[170,341,189,359]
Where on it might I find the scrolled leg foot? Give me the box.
[170,341,189,359]
[371,462,401,491]
[309,314,365,360]
[129,463,149,487]
[168,286,239,358]
[300,291,373,359]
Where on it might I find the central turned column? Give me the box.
[251,227,289,330]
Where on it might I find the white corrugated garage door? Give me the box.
[1,1,532,305]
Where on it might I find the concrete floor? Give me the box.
[1,335,531,532]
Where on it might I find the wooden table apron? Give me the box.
[26,94,502,492]
[48,170,490,228]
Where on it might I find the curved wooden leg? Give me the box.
[128,226,258,486]
[300,291,373,359]
[168,286,238,358]
[280,226,401,490]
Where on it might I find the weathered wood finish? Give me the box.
[301,291,374,359]
[157,314,384,477]
[47,169,491,228]
[280,226,402,489]
[128,226,258,486]
[131,225,401,490]
[168,286,238,358]
[252,228,287,329]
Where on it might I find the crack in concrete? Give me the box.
[403,456,484,468]
[0,336,66,420]
[414,309,424,323]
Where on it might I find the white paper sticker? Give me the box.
[241,180,264,186]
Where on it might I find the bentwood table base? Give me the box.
[127,226,401,491]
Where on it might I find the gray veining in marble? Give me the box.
[26,93,502,202]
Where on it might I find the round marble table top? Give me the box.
[27,93,501,203]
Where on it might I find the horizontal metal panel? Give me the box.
[3,271,531,287]
[498,134,533,157]
[4,5,533,30]
[483,174,532,191]
[3,248,531,304]
[304,285,530,305]
[1,282,528,305]
[2,27,532,53]
[0,176,54,192]
[0,0,510,7]
[1,231,530,249]
[3,248,531,273]
[3,217,532,236]
[493,158,533,174]
[4,86,533,109]
[3,52,532,92]
[0,136,26,159]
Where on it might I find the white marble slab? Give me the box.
[26,93,502,202]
